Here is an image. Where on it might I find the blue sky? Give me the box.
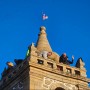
[0,0,90,78]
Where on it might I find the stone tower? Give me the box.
[0,26,90,90]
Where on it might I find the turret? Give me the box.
[36,26,52,52]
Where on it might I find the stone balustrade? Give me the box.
[36,57,88,80]
[0,56,89,89]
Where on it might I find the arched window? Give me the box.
[55,87,65,90]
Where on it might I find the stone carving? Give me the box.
[12,81,23,90]
[75,58,86,70]
[29,42,37,56]
[42,77,78,90]
[42,77,54,89]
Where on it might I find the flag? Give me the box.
[42,13,48,20]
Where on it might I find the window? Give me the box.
[37,59,44,64]
[47,62,53,68]
[66,68,71,74]
[57,66,63,71]
[75,70,80,76]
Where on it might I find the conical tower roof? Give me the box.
[36,26,52,52]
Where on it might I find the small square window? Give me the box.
[66,68,71,73]
[75,70,80,76]
[38,59,44,64]
[57,65,63,71]
[47,62,53,68]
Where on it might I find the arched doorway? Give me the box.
[55,87,65,90]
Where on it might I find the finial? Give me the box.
[31,42,35,46]
[6,62,14,67]
[40,26,46,31]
